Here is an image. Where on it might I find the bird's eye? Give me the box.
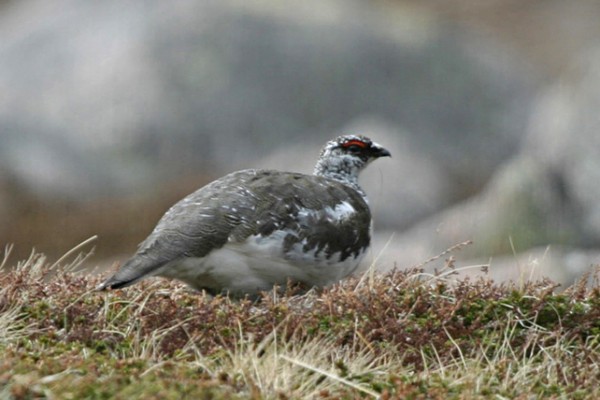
[346,145,362,153]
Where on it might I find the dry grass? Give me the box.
[0,241,599,399]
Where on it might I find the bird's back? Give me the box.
[99,169,372,293]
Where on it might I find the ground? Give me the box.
[1,247,599,399]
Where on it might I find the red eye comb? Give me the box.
[342,139,368,148]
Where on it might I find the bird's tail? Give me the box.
[96,256,161,291]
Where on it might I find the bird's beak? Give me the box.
[371,142,391,158]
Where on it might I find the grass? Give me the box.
[0,242,599,399]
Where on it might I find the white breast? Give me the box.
[156,229,367,295]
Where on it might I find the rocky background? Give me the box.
[1,0,599,285]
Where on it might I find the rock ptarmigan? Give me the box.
[98,135,390,296]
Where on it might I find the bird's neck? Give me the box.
[313,157,366,197]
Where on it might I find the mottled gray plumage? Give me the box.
[98,135,390,296]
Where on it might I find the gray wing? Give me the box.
[98,170,255,289]
[97,169,370,290]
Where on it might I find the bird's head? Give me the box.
[314,135,391,185]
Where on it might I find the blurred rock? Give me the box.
[373,47,600,281]
[371,155,582,270]
[0,0,534,203]
[411,0,600,80]
[524,48,600,245]
[470,246,600,287]
[0,130,143,201]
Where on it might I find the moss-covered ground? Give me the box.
[1,249,599,399]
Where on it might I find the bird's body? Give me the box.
[98,135,390,296]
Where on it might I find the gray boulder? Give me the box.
[525,49,600,244]
[0,0,534,204]
[377,47,600,281]
[372,155,580,270]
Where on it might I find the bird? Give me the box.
[97,135,391,297]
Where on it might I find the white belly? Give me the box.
[155,231,367,296]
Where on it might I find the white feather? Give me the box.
[156,228,366,295]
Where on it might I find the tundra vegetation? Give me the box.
[0,242,599,399]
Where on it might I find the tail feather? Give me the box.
[96,275,139,291]
[96,256,162,291]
